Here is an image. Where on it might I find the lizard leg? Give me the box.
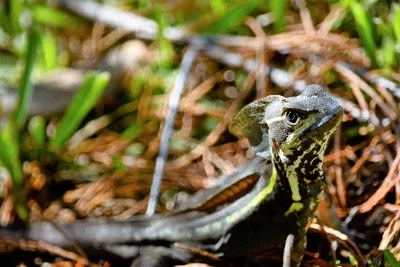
[282,234,294,267]
[282,231,307,267]
[292,231,307,267]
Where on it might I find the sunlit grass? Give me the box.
[49,72,110,150]
[350,1,377,67]
[15,28,40,130]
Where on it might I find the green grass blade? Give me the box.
[350,2,377,67]
[40,31,58,70]
[0,122,28,220]
[210,0,226,13]
[31,5,86,29]
[382,35,395,69]
[384,249,400,267]
[270,0,287,32]
[202,0,262,34]
[0,122,23,185]
[340,0,352,8]
[122,120,142,141]
[0,6,12,34]
[393,5,400,45]
[49,72,110,149]
[155,6,174,69]
[10,0,23,34]
[28,116,46,149]
[14,28,40,129]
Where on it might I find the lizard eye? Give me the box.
[285,110,300,125]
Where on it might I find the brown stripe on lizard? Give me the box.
[195,173,260,212]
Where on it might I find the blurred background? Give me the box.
[0,0,399,266]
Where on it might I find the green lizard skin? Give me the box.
[0,85,343,267]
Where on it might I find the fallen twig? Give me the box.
[0,239,92,265]
[359,150,400,213]
[146,46,200,216]
[309,223,365,266]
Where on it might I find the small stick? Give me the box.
[174,242,221,261]
[358,150,400,213]
[0,239,90,265]
[146,46,200,216]
[309,223,365,266]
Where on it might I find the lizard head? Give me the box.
[230,84,343,184]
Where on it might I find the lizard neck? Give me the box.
[270,136,327,204]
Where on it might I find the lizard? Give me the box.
[0,84,343,267]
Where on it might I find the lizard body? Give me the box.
[0,85,343,266]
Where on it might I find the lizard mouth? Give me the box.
[304,105,343,135]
